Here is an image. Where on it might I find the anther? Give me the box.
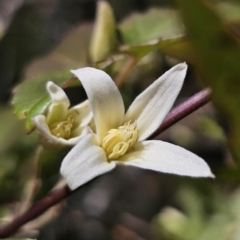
[101,120,137,160]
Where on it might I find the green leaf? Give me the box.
[12,70,74,132]
[196,115,225,141]
[119,8,184,45]
[120,37,195,62]
[118,8,196,61]
[177,0,240,162]
[156,207,189,240]
[25,94,50,133]
[198,217,231,240]
[118,4,240,61]
[216,1,240,22]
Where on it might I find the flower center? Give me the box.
[50,116,74,139]
[101,120,138,160]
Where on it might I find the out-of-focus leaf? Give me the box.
[0,107,25,153]
[154,185,239,240]
[216,2,240,22]
[196,115,225,141]
[89,1,117,62]
[118,8,193,60]
[119,3,240,61]
[12,70,74,132]
[155,207,188,240]
[119,8,184,45]
[217,2,240,40]
[177,0,240,162]
[198,215,232,240]
[120,37,195,62]
[229,189,240,219]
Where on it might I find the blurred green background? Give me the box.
[1,0,240,239]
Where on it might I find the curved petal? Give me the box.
[67,100,93,129]
[46,81,70,106]
[46,81,70,125]
[46,102,69,126]
[71,68,124,142]
[118,140,214,178]
[33,115,85,149]
[60,134,116,190]
[125,63,187,141]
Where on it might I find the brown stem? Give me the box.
[0,88,211,238]
[0,186,71,238]
[114,56,138,87]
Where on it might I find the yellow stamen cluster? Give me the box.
[101,120,137,160]
[50,116,74,139]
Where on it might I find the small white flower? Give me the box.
[60,63,214,190]
[33,81,92,149]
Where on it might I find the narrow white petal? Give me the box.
[33,115,84,149]
[60,134,116,190]
[125,63,187,141]
[71,68,124,141]
[119,140,214,178]
[46,81,70,106]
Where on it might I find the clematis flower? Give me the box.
[60,63,214,190]
[33,81,93,149]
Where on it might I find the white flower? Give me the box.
[60,63,214,190]
[33,81,93,149]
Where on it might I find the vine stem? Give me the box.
[0,88,211,238]
[114,56,138,86]
[0,186,71,238]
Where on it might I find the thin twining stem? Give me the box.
[114,56,138,87]
[0,88,211,238]
[0,186,71,238]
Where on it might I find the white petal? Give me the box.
[71,68,124,142]
[46,102,69,126]
[33,115,84,149]
[119,140,214,178]
[60,134,116,190]
[46,81,70,106]
[46,82,70,125]
[125,63,187,141]
[67,100,93,129]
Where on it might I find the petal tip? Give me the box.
[176,62,188,71]
[209,172,216,179]
[46,81,54,87]
[70,69,77,74]
[46,81,57,92]
[32,114,45,124]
